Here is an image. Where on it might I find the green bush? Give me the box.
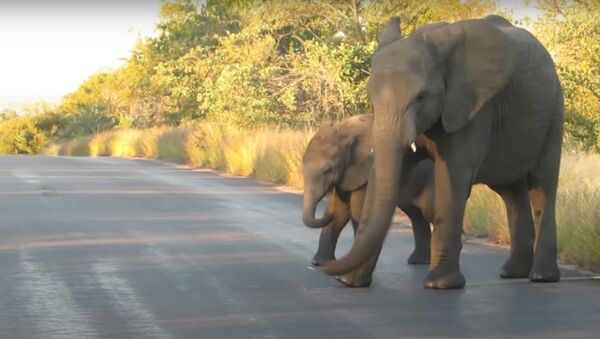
[0,116,47,155]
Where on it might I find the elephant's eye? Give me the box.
[323,167,333,175]
[415,91,426,103]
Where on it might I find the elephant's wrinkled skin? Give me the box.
[321,15,564,289]
[302,115,434,285]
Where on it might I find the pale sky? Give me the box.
[0,0,161,101]
[0,0,538,107]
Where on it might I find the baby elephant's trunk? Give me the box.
[302,191,333,228]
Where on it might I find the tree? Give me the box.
[54,0,503,131]
[534,0,600,151]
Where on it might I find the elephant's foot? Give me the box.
[311,252,335,266]
[407,248,431,265]
[499,253,533,279]
[423,265,465,289]
[529,257,560,282]
[335,272,372,288]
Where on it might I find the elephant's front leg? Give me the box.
[312,193,350,266]
[336,178,380,287]
[424,160,470,289]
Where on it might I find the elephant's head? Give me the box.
[322,16,516,275]
[302,116,373,228]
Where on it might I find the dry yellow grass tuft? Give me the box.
[59,136,91,156]
[109,129,142,157]
[89,132,113,156]
[156,127,190,163]
[253,129,311,189]
[186,123,227,169]
[138,127,167,158]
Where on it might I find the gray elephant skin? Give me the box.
[302,115,434,273]
[321,15,564,289]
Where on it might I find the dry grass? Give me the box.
[156,127,190,163]
[44,143,61,156]
[555,153,600,271]
[59,136,91,156]
[109,129,142,157]
[253,129,311,189]
[89,132,113,156]
[464,185,509,244]
[186,123,227,169]
[223,125,262,176]
[138,127,167,158]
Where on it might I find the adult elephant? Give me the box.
[321,15,564,289]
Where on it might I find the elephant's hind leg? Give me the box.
[401,205,431,264]
[490,179,535,278]
[527,122,562,282]
[527,181,560,282]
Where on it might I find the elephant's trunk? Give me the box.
[321,113,411,275]
[302,190,334,228]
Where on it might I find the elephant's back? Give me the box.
[338,115,373,135]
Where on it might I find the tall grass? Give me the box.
[47,125,600,272]
[58,136,92,156]
[253,129,311,188]
[555,153,600,271]
[464,186,509,243]
[186,123,227,169]
[109,129,142,157]
[46,123,310,190]
[156,127,190,163]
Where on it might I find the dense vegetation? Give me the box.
[3,0,599,152]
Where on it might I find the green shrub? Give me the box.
[0,116,47,154]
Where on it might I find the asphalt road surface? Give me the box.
[0,156,598,338]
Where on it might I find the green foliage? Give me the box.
[35,0,600,153]
[534,0,600,151]
[45,0,501,131]
[0,116,47,154]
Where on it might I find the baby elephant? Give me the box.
[302,115,434,267]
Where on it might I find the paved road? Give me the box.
[0,156,598,338]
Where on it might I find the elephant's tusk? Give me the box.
[410,142,417,153]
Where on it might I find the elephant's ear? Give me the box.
[339,133,370,192]
[378,17,402,48]
[423,19,516,133]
